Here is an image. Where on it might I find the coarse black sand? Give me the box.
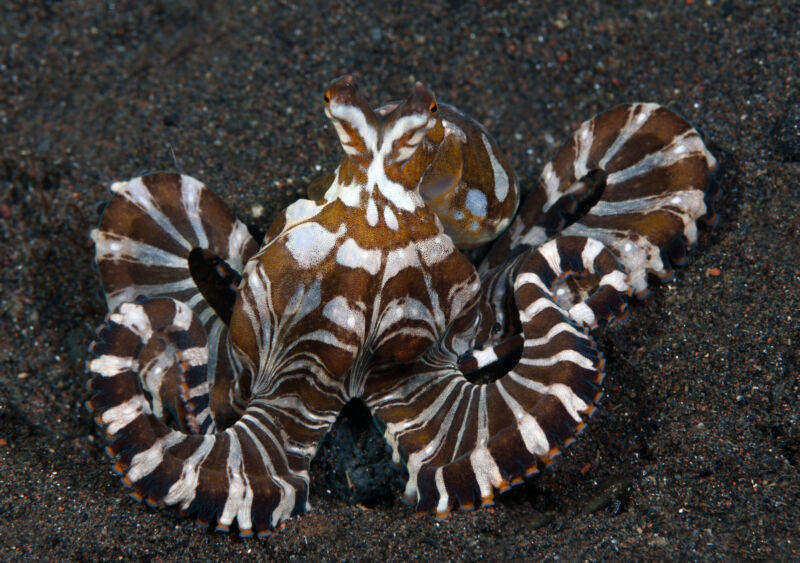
[1,1,798,560]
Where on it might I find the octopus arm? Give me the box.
[484,103,717,299]
[91,173,259,431]
[364,235,631,517]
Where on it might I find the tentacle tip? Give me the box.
[196,519,210,531]
[498,480,511,493]
[671,256,688,267]
[511,476,525,487]
[700,212,719,228]
[480,495,495,507]
[84,398,96,411]
[239,528,253,538]
[547,447,561,459]
[121,475,133,487]
[145,497,160,508]
[563,436,577,447]
[574,421,587,434]
[402,493,417,506]
[435,508,452,520]
[216,523,231,533]
[104,445,116,458]
[112,461,126,475]
[656,269,676,283]
[256,529,272,539]
[459,503,475,512]
[524,465,539,477]
[129,490,144,502]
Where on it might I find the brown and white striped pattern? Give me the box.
[87,79,716,537]
[91,173,259,432]
[364,236,630,516]
[485,103,717,296]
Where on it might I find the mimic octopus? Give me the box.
[87,76,717,538]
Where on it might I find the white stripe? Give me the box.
[513,272,549,293]
[106,277,197,310]
[366,198,378,226]
[568,302,595,327]
[179,346,209,367]
[226,221,253,271]
[283,222,344,269]
[238,421,301,520]
[109,303,153,341]
[540,162,561,202]
[469,445,504,500]
[180,176,209,249]
[523,321,587,347]
[127,430,186,482]
[435,467,449,513]
[101,394,152,435]
[481,134,509,202]
[93,230,190,269]
[173,301,194,330]
[89,355,137,377]
[218,429,255,530]
[416,235,454,266]
[599,270,629,292]
[598,103,658,169]
[517,349,595,370]
[471,346,498,368]
[572,121,595,180]
[508,372,589,422]
[111,177,193,250]
[383,206,399,230]
[580,238,605,269]
[495,381,550,455]
[518,297,559,323]
[538,241,564,275]
[336,238,383,275]
[607,131,706,185]
[164,435,216,507]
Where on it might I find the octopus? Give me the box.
[87,76,717,538]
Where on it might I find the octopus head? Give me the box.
[324,77,439,190]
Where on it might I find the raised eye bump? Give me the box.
[324,90,331,104]
[429,102,438,114]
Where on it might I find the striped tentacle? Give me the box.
[91,173,259,431]
[364,236,630,517]
[484,103,717,297]
[89,297,213,433]
[87,296,335,538]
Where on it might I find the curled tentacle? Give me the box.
[485,103,717,296]
[87,296,342,537]
[91,173,259,430]
[364,236,630,517]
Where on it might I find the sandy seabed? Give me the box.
[1,2,798,560]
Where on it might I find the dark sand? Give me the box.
[1,1,798,560]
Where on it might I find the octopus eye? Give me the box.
[324,90,331,104]
[429,102,438,114]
